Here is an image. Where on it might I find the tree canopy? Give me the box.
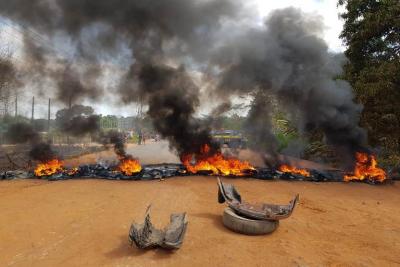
[339,0,400,154]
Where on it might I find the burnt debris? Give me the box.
[217,178,299,220]
[129,205,188,250]
[0,163,389,184]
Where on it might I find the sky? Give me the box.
[101,0,346,116]
[0,0,346,118]
[251,0,345,52]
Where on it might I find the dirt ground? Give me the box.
[1,142,400,267]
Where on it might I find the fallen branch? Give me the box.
[5,153,22,169]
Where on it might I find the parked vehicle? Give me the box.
[211,130,247,148]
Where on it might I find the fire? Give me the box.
[279,165,311,177]
[67,167,79,176]
[344,152,386,182]
[181,144,255,176]
[34,159,64,177]
[118,158,142,176]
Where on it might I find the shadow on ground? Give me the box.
[191,212,233,234]
[105,235,176,260]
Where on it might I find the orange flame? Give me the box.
[279,165,311,177]
[34,159,64,177]
[182,144,255,176]
[67,167,79,176]
[344,152,386,182]
[118,158,142,176]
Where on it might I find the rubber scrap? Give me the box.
[129,205,188,250]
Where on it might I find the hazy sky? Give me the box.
[251,0,345,52]
[100,0,346,116]
[0,0,345,118]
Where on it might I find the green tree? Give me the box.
[339,0,400,153]
[100,115,118,129]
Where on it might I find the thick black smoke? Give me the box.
[55,105,137,160]
[118,62,219,158]
[0,54,17,86]
[205,102,233,130]
[215,8,367,168]
[245,92,280,167]
[211,102,232,117]
[5,122,39,144]
[55,65,102,106]
[29,142,57,163]
[136,64,218,157]
[0,0,239,158]
[5,122,58,162]
[0,2,370,168]
[62,115,99,136]
[55,105,100,137]
[0,0,239,104]
[97,130,133,159]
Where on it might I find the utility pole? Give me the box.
[47,98,51,132]
[137,96,143,118]
[31,96,35,123]
[14,94,17,117]
[67,96,72,145]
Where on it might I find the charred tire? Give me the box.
[222,207,279,235]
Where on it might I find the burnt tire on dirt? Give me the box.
[222,207,279,235]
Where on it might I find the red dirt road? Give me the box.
[1,178,399,267]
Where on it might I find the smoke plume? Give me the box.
[0,0,239,103]
[5,122,58,162]
[55,105,100,137]
[0,54,17,86]
[97,130,134,160]
[245,92,280,167]
[5,122,39,144]
[0,2,369,168]
[136,64,218,157]
[55,65,102,106]
[0,0,239,158]
[215,8,367,167]
[29,142,58,163]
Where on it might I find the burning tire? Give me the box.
[222,207,279,235]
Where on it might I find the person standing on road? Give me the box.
[138,129,142,145]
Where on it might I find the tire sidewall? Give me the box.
[222,207,279,235]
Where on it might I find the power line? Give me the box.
[0,19,95,71]
[0,19,63,58]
